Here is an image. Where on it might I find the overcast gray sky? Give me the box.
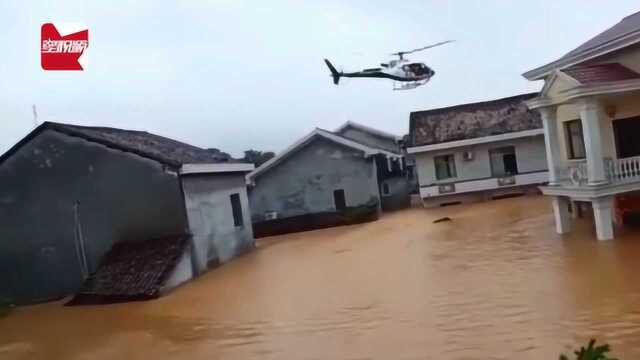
[1,1,638,157]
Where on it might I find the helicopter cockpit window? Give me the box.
[403,63,427,76]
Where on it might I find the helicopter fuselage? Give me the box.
[324,57,438,90]
[342,62,435,82]
[324,40,451,90]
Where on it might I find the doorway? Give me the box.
[333,189,346,211]
[614,116,640,158]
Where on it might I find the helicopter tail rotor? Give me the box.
[324,59,341,85]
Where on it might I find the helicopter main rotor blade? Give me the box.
[391,40,454,56]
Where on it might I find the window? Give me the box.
[565,120,586,159]
[333,189,346,211]
[382,182,390,195]
[434,154,457,180]
[489,146,518,177]
[230,193,243,227]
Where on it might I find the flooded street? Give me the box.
[4,195,640,359]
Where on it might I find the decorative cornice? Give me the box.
[406,128,544,154]
[526,79,640,109]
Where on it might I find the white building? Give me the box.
[524,11,640,240]
[406,94,549,207]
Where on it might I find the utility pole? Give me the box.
[32,105,38,127]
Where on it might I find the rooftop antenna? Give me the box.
[32,104,39,127]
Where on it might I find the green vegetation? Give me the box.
[560,339,618,360]
[242,149,275,167]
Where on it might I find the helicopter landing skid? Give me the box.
[393,80,428,91]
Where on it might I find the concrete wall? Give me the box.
[0,130,188,304]
[421,185,541,208]
[338,127,399,153]
[181,173,254,273]
[162,246,194,293]
[414,135,548,187]
[379,175,410,211]
[248,137,379,222]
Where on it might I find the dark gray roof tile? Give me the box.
[67,235,189,305]
[409,93,540,147]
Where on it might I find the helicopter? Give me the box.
[324,40,453,90]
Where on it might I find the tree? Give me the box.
[242,149,275,167]
[206,148,232,162]
[560,339,618,360]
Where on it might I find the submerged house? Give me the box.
[246,121,409,237]
[0,122,254,305]
[406,93,549,207]
[523,11,640,240]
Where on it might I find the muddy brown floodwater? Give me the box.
[3,196,640,359]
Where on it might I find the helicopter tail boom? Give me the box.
[324,59,341,85]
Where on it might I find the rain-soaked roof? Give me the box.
[408,93,541,147]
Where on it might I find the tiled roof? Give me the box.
[0,122,232,168]
[409,93,541,147]
[524,11,640,79]
[562,11,640,60]
[562,63,640,84]
[47,122,229,165]
[67,235,189,305]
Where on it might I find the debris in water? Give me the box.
[433,217,451,223]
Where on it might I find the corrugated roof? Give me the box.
[562,63,640,84]
[409,93,541,147]
[67,235,189,305]
[0,122,233,168]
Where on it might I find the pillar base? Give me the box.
[592,197,614,241]
[551,196,572,235]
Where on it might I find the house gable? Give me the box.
[247,128,401,183]
[540,70,581,99]
[334,121,400,154]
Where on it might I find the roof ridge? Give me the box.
[525,10,640,79]
[623,10,640,21]
[334,120,400,140]
[46,121,147,134]
[320,127,401,153]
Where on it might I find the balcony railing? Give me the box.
[566,156,640,186]
[608,155,640,184]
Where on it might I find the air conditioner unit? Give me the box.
[264,211,278,220]
[462,151,474,161]
[438,183,456,194]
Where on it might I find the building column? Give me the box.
[592,196,614,241]
[578,98,608,185]
[570,200,580,219]
[551,196,572,234]
[538,106,562,185]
